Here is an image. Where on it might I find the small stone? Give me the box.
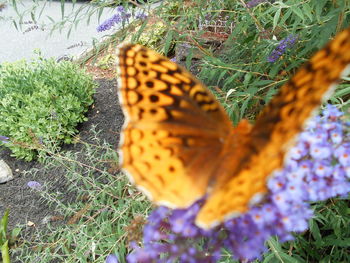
[27,221,35,227]
[0,159,13,183]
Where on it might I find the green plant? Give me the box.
[13,128,150,263]
[96,54,116,70]
[4,1,350,262]
[0,210,10,263]
[0,55,96,161]
[0,210,21,263]
[136,21,168,52]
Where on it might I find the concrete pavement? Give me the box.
[0,0,117,63]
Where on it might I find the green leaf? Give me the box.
[302,2,313,22]
[291,6,304,21]
[185,48,193,70]
[273,8,281,30]
[0,209,9,245]
[60,0,65,19]
[310,219,323,246]
[10,227,22,240]
[163,30,173,56]
[1,240,10,263]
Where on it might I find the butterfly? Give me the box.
[116,27,350,229]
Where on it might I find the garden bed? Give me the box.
[0,78,123,236]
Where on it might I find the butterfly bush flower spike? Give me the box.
[135,12,148,20]
[246,0,270,8]
[128,105,350,262]
[0,135,9,144]
[27,181,43,190]
[105,254,119,263]
[97,6,131,32]
[268,34,298,62]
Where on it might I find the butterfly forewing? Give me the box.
[117,44,234,208]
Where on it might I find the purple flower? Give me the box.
[126,105,350,262]
[135,12,148,20]
[106,254,119,263]
[0,135,9,144]
[335,146,350,166]
[27,181,43,190]
[313,160,333,177]
[97,6,131,32]
[288,143,308,160]
[330,128,343,144]
[323,104,344,119]
[268,34,298,62]
[246,0,270,8]
[310,143,332,159]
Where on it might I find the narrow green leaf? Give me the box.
[30,11,36,24]
[185,48,193,70]
[302,3,313,22]
[61,0,65,19]
[291,6,304,21]
[1,240,10,263]
[11,0,18,14]
[280,8,293,25]
[0,209,9,241]
[273,8,281,30]
[163,30,173,56]
[131,21,148,43]
[12,21,18,31]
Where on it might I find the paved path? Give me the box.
[0,1,116,63]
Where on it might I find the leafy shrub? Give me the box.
[0,56,95,161]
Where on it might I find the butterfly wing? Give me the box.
[117,44,234,208]
[196,27,350,229]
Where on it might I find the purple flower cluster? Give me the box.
[106,254,119,263]
[246,0,270,8]
[135,12,148,20]
[97,6,131,32]
[0,135,9,144]
[126,105,350,262]
[268,34,298,62]
[27,181,43,190]
[97,7,147,32]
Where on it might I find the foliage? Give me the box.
[192,0,350,123]
[0,54,95,161]
[135,21,168,52]
[97,54,116,69]
[278,199,350,263]
[0,210,10,263]
[0,210,21,263]
[12,129,150,263]
[4,0,350,262]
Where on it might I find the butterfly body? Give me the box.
[117,27,350,229]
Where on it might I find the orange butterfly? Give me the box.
[117,27,350,229]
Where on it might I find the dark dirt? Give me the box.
[0,78,124,234]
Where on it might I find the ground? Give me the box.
[0,77,124,236]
